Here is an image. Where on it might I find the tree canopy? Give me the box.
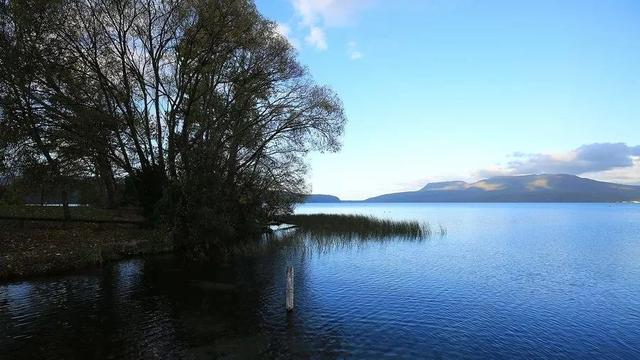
[0,0,346,247]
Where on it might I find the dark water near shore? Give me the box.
[2,203,640,359]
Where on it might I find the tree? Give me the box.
[0,0,78,218]
[0,0,346,248]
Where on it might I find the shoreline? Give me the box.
[0,220,173,282]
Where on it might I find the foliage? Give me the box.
[0,0,345,250]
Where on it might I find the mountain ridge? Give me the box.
[366,174,640,203]
[304,174,640,203]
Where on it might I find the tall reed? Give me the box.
[278,214,434,240]
[226,214,446,258]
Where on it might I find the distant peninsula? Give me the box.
[304,194,342,203]
[304,174,640,203]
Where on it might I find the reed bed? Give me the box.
[278,214,435,240]
[225,214,446,258]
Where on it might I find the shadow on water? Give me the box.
[0,220,442,359]
[5,204,640,359]
[229,213,447,261]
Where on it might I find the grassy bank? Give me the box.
[0,206,170,281]
[1,208,442,281]
[0,205,145,222]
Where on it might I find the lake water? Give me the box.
[2,203,640,359]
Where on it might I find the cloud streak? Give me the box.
[475,143,640,183]
[305,26,328,50]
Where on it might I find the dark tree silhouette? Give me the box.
[0,0,346,247]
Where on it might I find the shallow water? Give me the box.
[2,203,640,359]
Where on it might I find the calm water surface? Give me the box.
[2,203,640,359]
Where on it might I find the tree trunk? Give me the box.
[104,179,116,209]
[97,157,117,209]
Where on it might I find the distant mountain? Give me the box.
[366,174,640,203]
[304,194,341,203]
[420,181,468,191]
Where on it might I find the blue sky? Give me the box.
[255,0,640,200]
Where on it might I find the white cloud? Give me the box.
[305,26,328,50]
[347,40,364,60]
[275,22,300,49]
[473,143,640,184]
[275,23,292,39]
[400,144,640,193]
[583,157,640,185]
[290,0,371,50]
[350,51,363,60]
[292,0,371,26]
[472,165,512,179]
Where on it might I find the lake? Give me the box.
[2,203,640,359]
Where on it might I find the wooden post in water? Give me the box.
[286,266,294,312]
